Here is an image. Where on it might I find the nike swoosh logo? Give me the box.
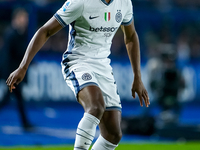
[89,16,99,19]
[84,142,90,145]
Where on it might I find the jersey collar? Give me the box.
[101,0,114,6]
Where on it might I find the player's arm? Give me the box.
[6,17,63,92]
[121,20,150,107]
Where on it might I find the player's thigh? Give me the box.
[65,66,105,118]
[78,85,105,117]
[99,110,122,144]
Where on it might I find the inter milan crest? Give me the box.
[104,12,111,22]
[115,10,122,23]
[82,73,92,81]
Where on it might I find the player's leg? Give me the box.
[14,84,32,130]
[78,85,105,119]
[90,71,122,150]
[74,85,105,150]
[0,88,10,110]
[91,110,122,150]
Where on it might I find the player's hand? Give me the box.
[6,67,26,93]
[132,77,150,107]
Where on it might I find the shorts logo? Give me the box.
[63,1,71,12]
[115,10,122,23]
[82,73,92,81]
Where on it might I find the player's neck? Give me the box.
[105,0,111,4]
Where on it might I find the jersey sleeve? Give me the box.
[121,0,133,26]
[54,0,84,27]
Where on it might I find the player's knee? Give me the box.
[89,89,105,118]
[117,131,123,142]
[88,103,105,119]
[113,130,122,143]
[78,85,105,119]
[107,129,122,144]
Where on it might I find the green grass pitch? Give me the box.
[0,142,200,150]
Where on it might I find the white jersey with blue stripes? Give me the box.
[54,0,133,78]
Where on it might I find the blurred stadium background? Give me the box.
[0,0,200,149]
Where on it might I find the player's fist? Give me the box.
[6,67,26,93]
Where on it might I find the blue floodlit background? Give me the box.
[0,0,200,147]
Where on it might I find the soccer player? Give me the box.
[6,0,150,149]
